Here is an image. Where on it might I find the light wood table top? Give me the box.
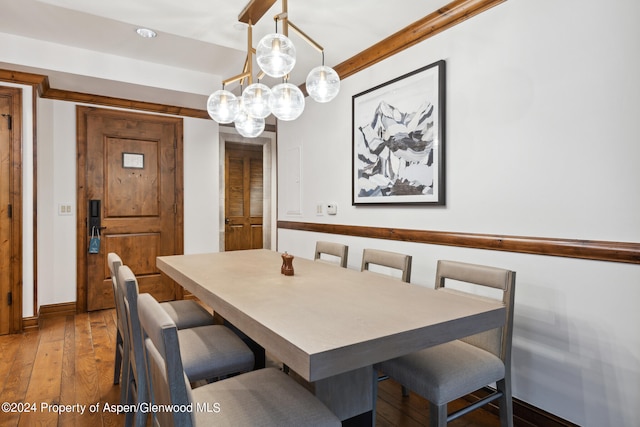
[157,249,505,383]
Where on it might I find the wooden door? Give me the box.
[77,107,183,312]
[0,87,21,334]
[0,92,12,334]
[225,143,263,251]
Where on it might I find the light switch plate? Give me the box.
[58,204,73,216]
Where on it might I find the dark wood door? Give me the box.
[0,87,21,334]
[77,107,183,312]
[225,143,263,251]
[0,92,12,334]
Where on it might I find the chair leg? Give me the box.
[429,402,447,427]
[497,377,514,427]
[401,385,410,397]
[114,332,123,384]
[371,367,379,427]
[120,346,132,404]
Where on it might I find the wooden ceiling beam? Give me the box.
[334,0,507,80]
[238,0,277,24]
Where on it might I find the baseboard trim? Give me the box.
[466,388,579,427]
[22,316,39,331]
[38,302,77,320]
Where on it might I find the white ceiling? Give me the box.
[0,0,450,108]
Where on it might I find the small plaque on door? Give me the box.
[122,152,144,169]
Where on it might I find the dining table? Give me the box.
[156,249,505,425]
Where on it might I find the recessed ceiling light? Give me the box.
[136,28,157,38]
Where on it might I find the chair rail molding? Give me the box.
[277,221,640,265]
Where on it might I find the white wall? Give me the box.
[184,116,222,254]
[37,100,77,309]
[277,0,640,425]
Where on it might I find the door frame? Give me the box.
[0,86,23,333]
[76,106,184,313]
[219,130,276,252]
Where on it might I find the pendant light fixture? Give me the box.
[269,81,305,121]
[306,61,340,103]
[206,0,341,137]
[234,98,266,137]
[207,88,239,123]
[256,33,296,78]
[242,82,272,119]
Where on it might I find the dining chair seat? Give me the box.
[188,369,340,426]
[160,299,214,330]
[379,340,505,405]
[177,324,255,382]
[138,292,341,427]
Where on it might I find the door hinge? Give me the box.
[7,291,12,306]
[1,114,11,130]
[7,204,12,218]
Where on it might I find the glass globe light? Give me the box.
[234,103,265,138]
[256,33,296,78]
[306,65,340,103]
[207,89,239,123]
[268,82,305,121]
[242,83,272,119]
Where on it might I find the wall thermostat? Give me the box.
[326,204,337,215]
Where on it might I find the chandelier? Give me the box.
[206,0,341,137]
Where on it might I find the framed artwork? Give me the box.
[352,60,445,205]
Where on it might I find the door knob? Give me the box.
[225,218,230,224]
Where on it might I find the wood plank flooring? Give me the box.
[0,310,501,426]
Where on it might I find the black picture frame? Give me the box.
[352,60,445,205]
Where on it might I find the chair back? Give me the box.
[138,293,193,427]
[434,260,516,366]
[314,241,349,268]
[118,265,149,406]
[108,253,126,338]
[361,248,412,282]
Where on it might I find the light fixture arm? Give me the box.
[273,1,325,54]
[223,71,251,86]
[246,21,253,86]
[286,20,324,53]
[222,20,258,87]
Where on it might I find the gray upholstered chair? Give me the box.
[107,252,131,404]
[118,265,255,427]
[374,260,516,427]
[137,292,341,427]
[108,253,127,389]
[361,248,412,282]
[108,252,215,330]
[314,241,349,268]
[108,251,218,404]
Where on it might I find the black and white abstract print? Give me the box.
[352,60,445,205]
[356,100,435,197]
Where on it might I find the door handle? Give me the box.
[88,199,101,235]
[225,218,231,224]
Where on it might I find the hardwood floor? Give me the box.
[0,310,501,427]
